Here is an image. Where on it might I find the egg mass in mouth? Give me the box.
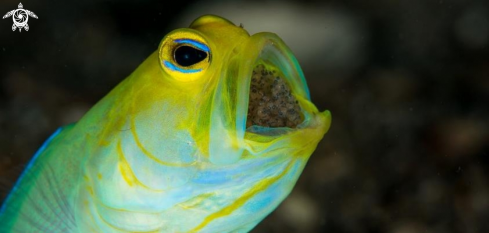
[246,64,303,129]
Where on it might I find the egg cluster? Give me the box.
[246,64,303,128]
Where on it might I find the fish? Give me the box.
[0,14,331,232]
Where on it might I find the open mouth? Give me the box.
[246,63,303,129]
[208,33,323,164]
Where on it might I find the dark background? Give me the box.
[1,0,488,232]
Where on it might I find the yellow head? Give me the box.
[80,14,331,232]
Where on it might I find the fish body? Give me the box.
[0,15,331,232]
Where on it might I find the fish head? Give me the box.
[87,14,331,232]
[156,14,331,164]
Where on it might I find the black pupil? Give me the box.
[174,46,207,67]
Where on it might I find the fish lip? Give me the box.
[235,32,314,136]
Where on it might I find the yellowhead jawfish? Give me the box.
[0,15,331,232]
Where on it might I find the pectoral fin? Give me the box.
[0,126,78,232]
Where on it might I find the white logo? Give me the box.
[2,3,38,32]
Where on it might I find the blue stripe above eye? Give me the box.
[164,60,202,73]
[174,39,210,52]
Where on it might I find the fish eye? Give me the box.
[174,45,208,67]
[158,33,211,81]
